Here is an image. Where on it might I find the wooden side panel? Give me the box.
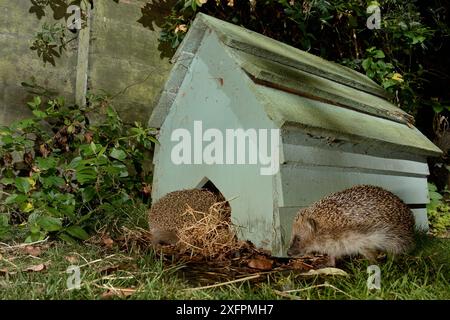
[280,164,429,206]
[282,143,429,176]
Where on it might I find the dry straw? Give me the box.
[176,200,242,259]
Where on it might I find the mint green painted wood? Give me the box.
[282,143,429,176]
[233,50,412,124]
[150,14,441,256]
[257,85,441,156]
[279,164,429,206]
[197,14,390,99]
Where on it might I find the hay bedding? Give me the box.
[148,189,240,259]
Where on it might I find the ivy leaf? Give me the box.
[373,50,385,59]
[5,193,27,205]
[12,119,35,131]
[0,178,14,185]
[1,135,14,145]
[433,104,444,113]
[15,177,31,194]
[32,110,47,119]
[362,58,371,71]
[110,148,127,161]
[65,226,89,240]
[27,96,42,109]
[429,191,443,201]
[107,163,129,177]
[58,232,77,244]
[25,232,46,243]
[40,175,65,188]
[75,166,97,184]
[37,216,62,232]
[36,157,58,170]
[81,186,96,203]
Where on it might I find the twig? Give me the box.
[183,274,261,292]
[0,257,19,270]
[69,252,89,264]
[91,283,140,295]
[77,254,117,268]
[273,290,303,300]
[281,282,355,299]
[0,238,49,251]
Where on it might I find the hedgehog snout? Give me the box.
[287,235,304,257]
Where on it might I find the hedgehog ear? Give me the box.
[305,218,317,234]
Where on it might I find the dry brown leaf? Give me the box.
[142,183,152,196]
[39,144,51,158]
[64,255,79,264]
[25,263,46,272]
[248,256,274,271]
[300,267,348,277]
[288,259,314,270]
[84,132,94,143]
[102,236,114,248]
[101,288,136,299]
[24,246,42,257]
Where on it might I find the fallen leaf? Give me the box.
[101,288,136,299]
[288,259,314,270]
[84,132,94,143]
[65,255,79,264]
[102,235,114,248]
[300,267,348,277]
[24,246,42,257]
[39,144,51,158]
[25,263,46,272]
[248,256,274,271]
[142,183,152,196]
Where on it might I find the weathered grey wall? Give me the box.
[0,0,173,125]
[0,0,78,124]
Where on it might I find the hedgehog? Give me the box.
[148,189,221,245]
[287,185,415,266]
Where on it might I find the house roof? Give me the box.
[149,13,441,157]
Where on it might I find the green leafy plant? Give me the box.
[361,47,397,87]
[30,23,75,66]
[29,0,97,65]
[0,94,157,243]
[427,183,450,237]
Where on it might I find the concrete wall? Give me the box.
[0,0,78,124]
[0,0,173,125]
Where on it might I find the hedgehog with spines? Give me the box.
[287,185,415,265]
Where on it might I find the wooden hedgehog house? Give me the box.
[148,13,442,257]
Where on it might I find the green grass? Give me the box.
[0,234,449,300]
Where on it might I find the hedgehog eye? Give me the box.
[293,236,301,244]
